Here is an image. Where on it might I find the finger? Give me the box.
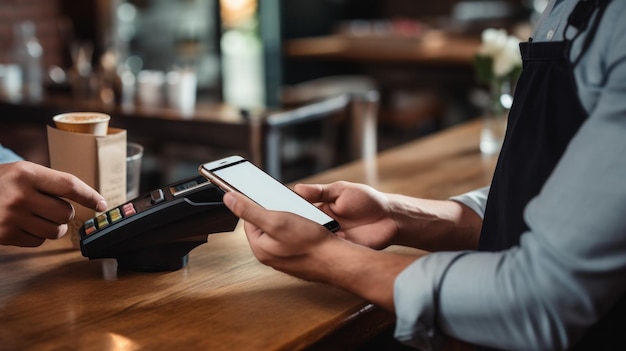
[224,192,302,242]
[223,191,271,228]
[27,165,107,212]
[2,202,71,245]
[293,183,322,202]
[15,209,69,240]
[0,218,45,247]
[294,183,342,204]
[241,212,311,258]
[242,220,274,258]
[224,192,284,252]
[29,193,75,225]
[0,227,47,247]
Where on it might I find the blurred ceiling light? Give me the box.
[220,0,257,28]
[117,2,137,22]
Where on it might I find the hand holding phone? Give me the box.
[199,156,340,232]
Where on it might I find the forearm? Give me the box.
[386,194,482,251]
[312,237,422,311]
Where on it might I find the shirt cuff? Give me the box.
[393,251,470,350]
[448,186,490,219]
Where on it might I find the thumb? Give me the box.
[223,191,264,223]
[223,191,292,242]
[295,183,331,203]
[295,183,343,204]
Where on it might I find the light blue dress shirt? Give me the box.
[394,1,626,350]
[0,144,23,164]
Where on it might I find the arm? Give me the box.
[397,3,626,349]
[224,179,482,313]
[387,193,482,251]
[223,190,420,311]
[0,161,107,247]
[295,181,483,252]
[397,107,626,349]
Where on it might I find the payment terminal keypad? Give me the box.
[83,203,136,235]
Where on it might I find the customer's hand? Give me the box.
[223,190,342,281]
[0,161,107,247]
[294,181,398,249]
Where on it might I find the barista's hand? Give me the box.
[296,181,483,252]
[0,161,107,247]
[223,190,340,281]
[294,181,398,249]
[223,190,419,310]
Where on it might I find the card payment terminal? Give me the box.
[79,175,239,272]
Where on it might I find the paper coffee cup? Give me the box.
[53,112,111,136]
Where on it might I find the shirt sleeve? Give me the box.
[394,2,626,350]
[395,106,626,350]
[448,186,490,219]
[0,144,23,164]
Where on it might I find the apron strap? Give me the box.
[565,0,612,66]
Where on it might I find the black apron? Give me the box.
[477,0,625,349]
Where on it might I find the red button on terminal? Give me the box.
[122,203,136,217]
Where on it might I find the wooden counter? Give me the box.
[0,118,496,350]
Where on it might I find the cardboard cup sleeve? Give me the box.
[47,126,127,248]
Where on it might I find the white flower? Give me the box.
[478,28,522,78]
[479,28,508,56]
[493,36,522,76]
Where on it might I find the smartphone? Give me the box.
[199,155,340,232]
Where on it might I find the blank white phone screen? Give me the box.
[213,161,334,226]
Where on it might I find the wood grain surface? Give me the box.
[0,118,496,350]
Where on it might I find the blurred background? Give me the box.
[0,0,546,189]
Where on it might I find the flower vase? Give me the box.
[480,80,511,155]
